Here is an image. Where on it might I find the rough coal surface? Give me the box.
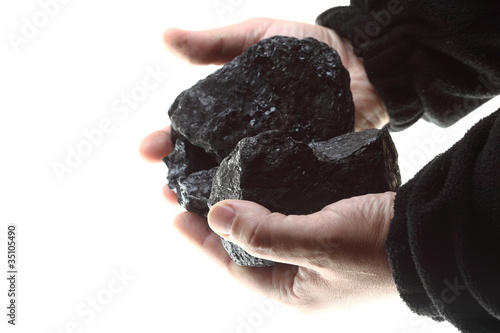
[177,168,218,216]
[221,237,275,268]
[208,129,400,267]
[168,35,354,162]
[163,36,400,267]
[164,135,218,216]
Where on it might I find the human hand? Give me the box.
[139,20,397,307]
[173,192,398,312]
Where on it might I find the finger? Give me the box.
[173,211,232,266]
[173,210,301,301]
[207,200,339,268]
[162,183,178,205]
[139,127,173,163]
[163,18,275,65]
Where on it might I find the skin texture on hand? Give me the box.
[139,18,398,311]
[180,193,398,312]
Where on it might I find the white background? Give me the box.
[1,0,498,332]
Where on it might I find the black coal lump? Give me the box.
[308,127,401,194]
[163,35,400,268]
[176,167,218,216]
[208,129,401,267]
[164,134,218,216]
[168,35,354,162]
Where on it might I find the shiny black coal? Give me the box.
[209,129,400,266]
[163,36,400,267]
[168,35,354,162]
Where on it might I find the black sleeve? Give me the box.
[386,109,500,332]
[316,1,500,131]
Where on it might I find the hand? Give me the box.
[140,20,397,311]
[175,192,398,312]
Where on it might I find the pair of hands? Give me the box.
[140,18,398,312]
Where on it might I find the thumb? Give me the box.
[207,200,338,266]
[162,18,275,65]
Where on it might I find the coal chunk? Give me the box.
[168,36,354,162]
[221,237,275,268]
[176,168,218,216]
[164,135,218,215]
[208,128,400,267]
[308,127,401,195]
[163,36,400,268]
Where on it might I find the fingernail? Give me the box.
[209,204,236,236]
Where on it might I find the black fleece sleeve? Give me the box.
[316,0,500,131]
[386,109,500,332]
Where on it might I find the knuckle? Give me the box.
[241,218,271,256]
[285,283,318,312]
[240,212,286,257]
